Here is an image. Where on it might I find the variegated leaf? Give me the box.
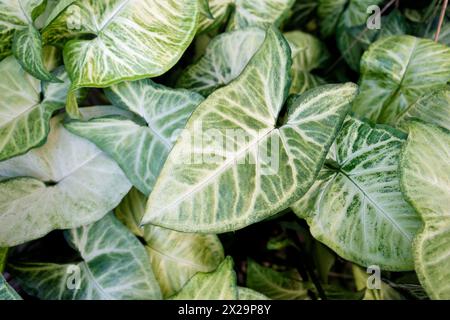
[226,0,295,31]
[170,256,238,300]
[0,115,131,247]
[9,213,161,300]
[143,27,357,233]
[0,0,57,81]
[177,28,265,96]
[66,79,204,195]
[0,275,21,300]
[284,30,329,94]
[352,36,450,125]
[396,88,450,131]
[178,28,329,97]
[292,117,421,270]
[238,287,270,300]
[246,260,310,300]
[401,122,450,299]
[12,24,60,82]
[115,188,224,298]
[0,56,71,161]
[43,0,199,116]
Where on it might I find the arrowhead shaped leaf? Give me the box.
[352,36,450,125]
[9,213,162,300]
[44,0,199,107]
[170,256,238,300]
[0,56,72,161]
[246,259,310,300]
[292,117,421,270]
[0,115,131,247]
[0,275,21,300]
[65,79,204,195]
[401,121,450,299]
[115,188,224,297]
[143,27,357,233]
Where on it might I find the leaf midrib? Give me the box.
[327,164,412,241]
[154,127,275,213]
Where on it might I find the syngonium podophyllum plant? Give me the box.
[0,0,449,301]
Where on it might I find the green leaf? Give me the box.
[12,24,61,82]
[0,56,72,161]
[352,265,404,300]
[178,29,329,97]
[284,0,318,29]
[238,287,270,300]
[177,28,265,96]
[284,30,329,94]
[0,0,57,81]
[401,121,450,299]
[0,115,131,247]
[170,256,238,300]
[199,0,214,19]
[317,0,347,38]
[143,27,357,233]
[65,79,204,195]
[43,0,77,28]
[0,275,21,300]
[396,88,450,131]
[312,242,335,284]
[246,260,311,300]
[115,188,224,298]
[9,213,162,300]
[336,0,389,71]
[292,117,421,271]
[0,248,7,272]
[45,0,199,92]
[352,36,450,125]
[226,0,295,31]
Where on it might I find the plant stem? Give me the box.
[434,0,448,42]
